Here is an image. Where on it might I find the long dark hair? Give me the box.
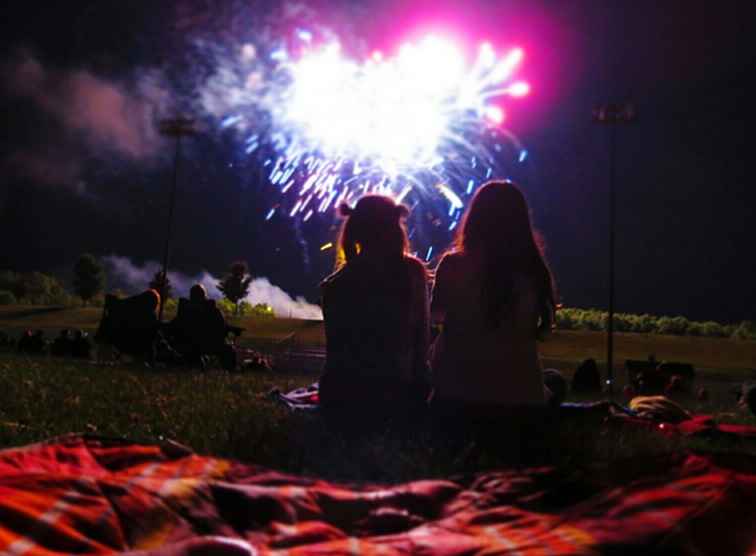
[336,195,410,267]
[455,180,556,329]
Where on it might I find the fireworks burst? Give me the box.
[199,26,530,258]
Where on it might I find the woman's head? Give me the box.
[337,195,410,266]
[454,180,556,327]
[457,180,537,260]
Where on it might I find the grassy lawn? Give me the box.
[1,351,755,483]
[2,305,755,482]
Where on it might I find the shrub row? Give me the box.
[556,307,756,341]
[141,298,275,319]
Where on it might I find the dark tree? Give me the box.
[149,270,173,300]
[0,270,24,300]
[217,261,252,316]
[73,253,105,306]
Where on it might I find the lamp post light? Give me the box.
[157,116,198,321]
[593,102,635,394]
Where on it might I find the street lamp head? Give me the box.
[158,116,199,137]
[593,102,636,124]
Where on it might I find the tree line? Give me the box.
[0,255,274,319]
[1,255,753,339]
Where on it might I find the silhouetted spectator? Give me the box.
[430,181,558,411]
[94,290,161,362]
[51,329,73,357]
[664,374,685,396]
[657,361,694,381]
[0,330,14,350]
[572,358,602,393]
[739,383,756,416]
[543,368,567,407]
[166,284,237,370]
[17,330,32,353]
[18,329,45,354]
[623,384,636,400]
[71,330,92,359]
[428,181,561,462]
[320,195,430,428]
[635,367,668,395]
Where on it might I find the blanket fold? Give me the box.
[2,435,756,554]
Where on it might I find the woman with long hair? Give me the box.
[319,195,430,426]
[430,180,559,413]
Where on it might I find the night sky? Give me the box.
[0,0,752,323]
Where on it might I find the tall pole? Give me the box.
[158,135,182,322]
[157,117,197,321]
[593,103,635,394]
[607,121,617,393]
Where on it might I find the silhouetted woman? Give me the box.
[430,180,560,428]
[319,195,430,427]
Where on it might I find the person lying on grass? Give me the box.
[319,195,430,428]
[430,180,563,423]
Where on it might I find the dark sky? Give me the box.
[0,0,753,323]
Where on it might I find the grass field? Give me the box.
[1,352,754,482]
[1,305,755,482]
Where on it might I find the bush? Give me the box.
[163,298,178,314]
[250,303,275,318]
[655,316,689,335]
[555,307,748,340]
[555,309,577,330]
[613,313,635,333]
[0,290,16,305]
[700,321,726,337]
[732,321,756,341]
[216,298,237,317]
[686,321,705,336]
[635,314,658,334]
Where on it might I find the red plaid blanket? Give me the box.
[1,435,755,555]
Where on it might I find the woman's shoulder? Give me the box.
[436,250,468,276]
[320,265,351,294]
[403,255,429,279]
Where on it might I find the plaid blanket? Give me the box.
[2,435,756,555]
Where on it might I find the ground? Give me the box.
[1,305,755,482]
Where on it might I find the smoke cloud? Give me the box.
[3,50,170,186]
[103,255,323,320]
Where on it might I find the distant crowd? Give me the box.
[2,283,242,371]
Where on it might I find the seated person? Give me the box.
[51,329,73,357]
[166,284,237,370]
[319,196,430,427]
[18,329,46,354]
[430,181,561,441]
[94,290,161,361]
[572,358,602,393]
[0,330,14,350]
[740,383,756,417]
[71,330,92,359]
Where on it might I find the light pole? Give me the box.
[157,116,197,321]
[593,102,635,394]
